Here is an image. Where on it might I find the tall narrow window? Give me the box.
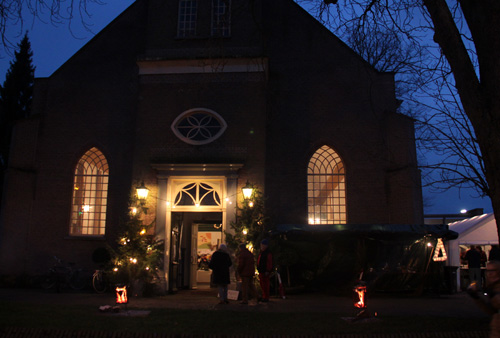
[308,145,346,224]
[70,147,109,236]
[212,0,231,37]
[178,0,198,37]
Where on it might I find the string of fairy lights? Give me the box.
[113,181,257,275]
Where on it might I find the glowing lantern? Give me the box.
[242,181,253,200]
[353,283,367,310]
[136,181,149,204]
[115,285,128,304]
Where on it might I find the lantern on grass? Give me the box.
[353,282,367,310]
[115,285,128,304]
[353,281,370,319]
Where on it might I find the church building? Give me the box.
[0,0,423,291]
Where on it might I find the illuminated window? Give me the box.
[212,0,231,37]
[178,0,198,37]
[174,182,221,207]
[308,145,346,224]
[70,147,109,236]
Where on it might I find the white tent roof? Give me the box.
[448,213,498,245]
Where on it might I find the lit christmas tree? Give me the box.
[109,190,164,295]
[226,182,269,252]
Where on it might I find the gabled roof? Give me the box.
[448,213,495,237]
[448,213,498,245]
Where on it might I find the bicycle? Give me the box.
[41,256,87,292]
[92,268,109,293]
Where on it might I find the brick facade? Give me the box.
[0,0,423,286]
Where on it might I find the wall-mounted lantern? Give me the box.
[136,181,149,204]
[242,181,253,200]
[136,181,150,214]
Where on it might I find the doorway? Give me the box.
[170,212,223,290]
[158,175,237,292]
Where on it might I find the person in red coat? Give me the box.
[257,239,273,302]
[237,243,257,304]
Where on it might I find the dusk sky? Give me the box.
[0,1,492,216]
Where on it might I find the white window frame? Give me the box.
[178,0,198,38]
[308,145,347,224]
[211,0,231,37]
[171,108,227,145]
[70,147,109,236]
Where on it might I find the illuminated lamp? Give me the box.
[353,281,369,319]
[136,181,149,204]
[242,181,253,200]
[115,285,128,304]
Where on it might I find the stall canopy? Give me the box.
[272,223,458,241]
[269,224,458,293]
[447,213,499,267]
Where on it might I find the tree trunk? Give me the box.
[423,0,500,241]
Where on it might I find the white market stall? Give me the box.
[446,213,499,290]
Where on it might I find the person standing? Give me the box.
[490,245,500,262]
[209,244,232,304]
[463,245,482,289]
[257,239,273,303]
[237,243,257,304]
[467,260,500,338]
[479,246,488,266]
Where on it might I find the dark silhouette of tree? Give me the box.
[335,9,485,212]
[0,0,99,52]
[0,32,35,203]
[298,0,500,238]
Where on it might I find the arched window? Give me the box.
[70,147,109,236]
[308,145,346,224]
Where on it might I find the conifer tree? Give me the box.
[0,32,35,201]
[109,194,164,294]
[0,32,35,122]
[225,183,269,253]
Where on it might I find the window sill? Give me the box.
[174,35,231,40]
[65,235,106,241]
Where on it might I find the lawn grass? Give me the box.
[0,300,490,336]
